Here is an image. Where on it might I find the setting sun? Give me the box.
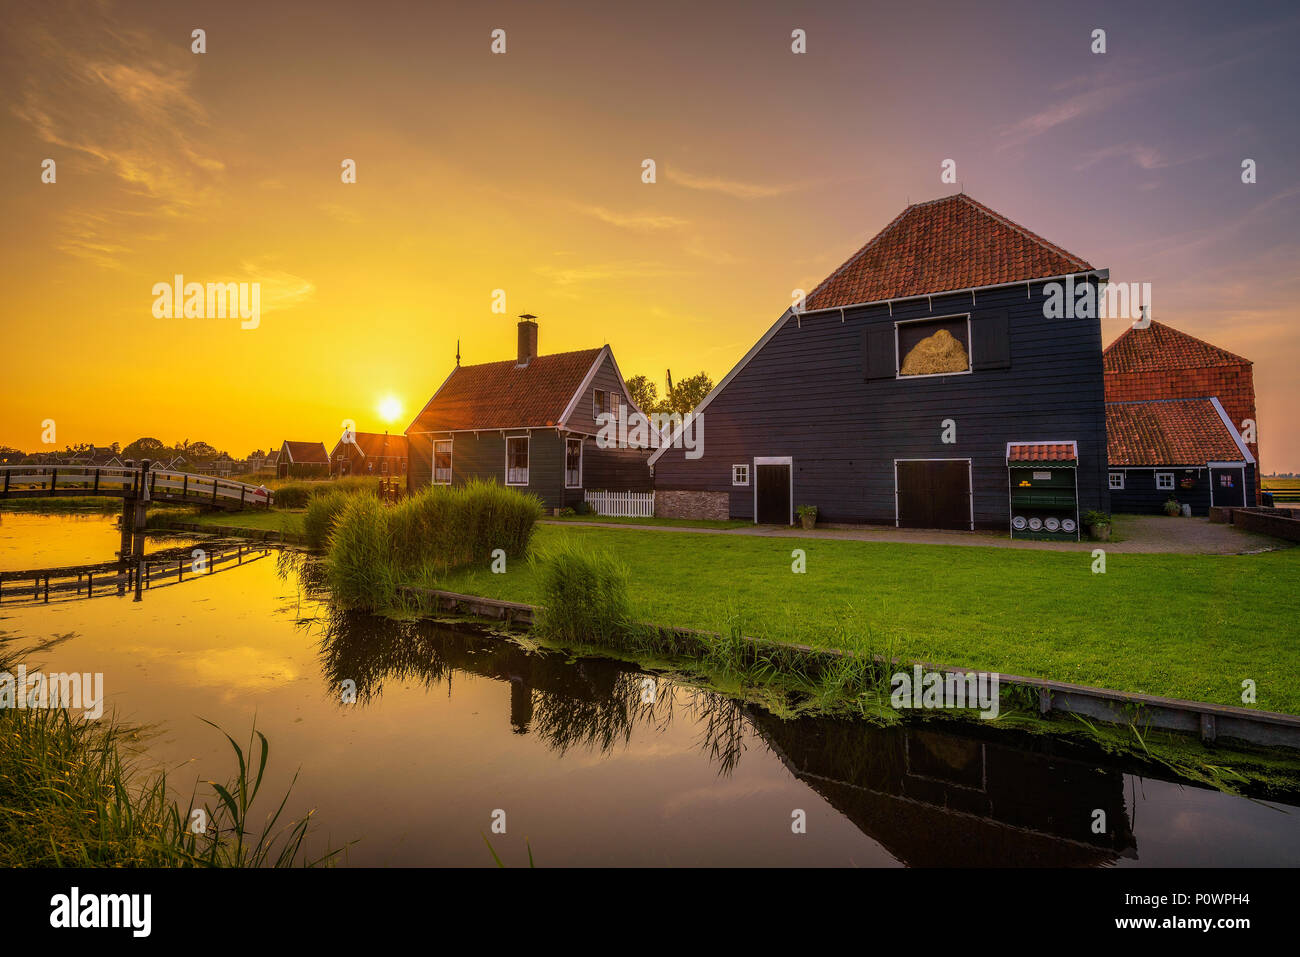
[378,395,403,423]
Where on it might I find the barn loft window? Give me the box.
[896,315,971,377]
[1108,472,1125,490]
[732,464,749,486]
[565,438,582,488]
[1155,472,1174,491]
[433,441,452,484]
[506,436,529,486]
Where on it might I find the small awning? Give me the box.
[1006,441,1078,465]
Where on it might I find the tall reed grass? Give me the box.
[327,479,543,609]
[0,704,336,867]
[532,536,632,644]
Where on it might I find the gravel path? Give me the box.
[542,514,1293,555]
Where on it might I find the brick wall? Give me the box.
[655,490,730,520]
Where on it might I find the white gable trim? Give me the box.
[558,345,611,428]
[403,365,460,436]
[649,308,795,466]
[1209,397,1255,465]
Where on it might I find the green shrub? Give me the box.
[532,537,632,644]
[303,489,352,549]
[271,483,314,508]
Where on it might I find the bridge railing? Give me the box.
[0,465,274,507]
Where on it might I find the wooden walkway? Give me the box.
[0,464,274,510]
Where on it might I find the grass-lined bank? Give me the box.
[425,524,1300,716]
[0,693,336,866]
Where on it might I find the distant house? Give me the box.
[650,192,1109,537]
[405,316,652,509]
[330,431,409,477]
[1105,398,1255,514]
[1104,320,1260,496]
[277,440,330,478]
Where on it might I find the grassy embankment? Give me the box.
[425,524,1300,716]
[0,662,337,866]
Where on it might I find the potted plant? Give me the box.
[1163,497,1181,517]
[796,504,818,530]
[1083,509,1110,541]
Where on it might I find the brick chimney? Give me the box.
[517,314,538,366]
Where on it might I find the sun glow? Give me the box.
[378,395,403,423]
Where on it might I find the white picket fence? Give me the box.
[585,489,654,518]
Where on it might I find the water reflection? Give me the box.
[301,584,1300,866]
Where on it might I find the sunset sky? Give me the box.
[3,0,1298,467]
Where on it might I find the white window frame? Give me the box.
[505,435,530,486]
[433,439,453,485]
[895,313,973,380]
[1155,472,1174,491]
[732,464,750,486]
[564,437,583,489]
[1108,472,1125,490]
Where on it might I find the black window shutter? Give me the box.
[971,310,1011,370]
[861,326,896,380]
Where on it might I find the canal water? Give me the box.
[2,512,1298,866]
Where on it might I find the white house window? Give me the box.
[1108,472,1125,490]
[506,436,529,486]
[732,464,750,486]
[565,438,582,488]
[1156,472,1174,491]
[594,389,619,430]
[433,441,452,484]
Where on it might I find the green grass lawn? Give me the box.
[150,506,305,535]
[435,524,1300,714]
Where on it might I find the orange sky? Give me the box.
[3,0,1298,468]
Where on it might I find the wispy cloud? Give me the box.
[239,262,317,313]
[663,166,809,199]
[534,261,682,287]
[577,204,687,230]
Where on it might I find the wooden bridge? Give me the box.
[0,463,274,510]
[0,542,274,605]
[1,460,275,600]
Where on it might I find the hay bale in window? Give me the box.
[900,328,969,376]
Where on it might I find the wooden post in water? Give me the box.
[132,459,150,601]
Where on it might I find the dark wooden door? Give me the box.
[755,464,791,524]
[1210,467,1245,507]
[896,460,970,529]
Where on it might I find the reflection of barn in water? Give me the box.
[315,608,1144,865]
[748,712,1137,867]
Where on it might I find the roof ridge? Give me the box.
[955,194,1092,270]
[1103,319,1252,367]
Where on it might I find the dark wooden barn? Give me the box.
[650,193,1112,531]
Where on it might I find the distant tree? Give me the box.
[664,371,713,416]
[187,441,219,461]
[123,437,166,460]
[624,375,658,414]
[0,446,24,465]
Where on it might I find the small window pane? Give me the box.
[1108,472,1124,490]
[565,439,582,487]
[507,437,529,485]
[434,441,452,484]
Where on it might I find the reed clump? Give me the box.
[532,537,633,645]
[327,479,543,609]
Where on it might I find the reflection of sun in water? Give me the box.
[378,395,402,423]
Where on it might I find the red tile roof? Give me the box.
[1103,320,1250,373]
[408,348,602,433]
[281,440,329,464]
[1007,442,1078,463]
[805,194,1093,310]
[1106,400,1245,466]
[335,432,408,459]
